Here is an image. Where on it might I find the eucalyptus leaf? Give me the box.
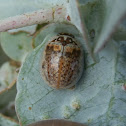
[115,41,126,84]
[0,42,10,66]
[80,0,105,44]
[8,25,37,35]
[113,25,126,41]
[0,62,18,91]
[32,23,85,48]
[0,82,17,118]
[94,0,126,53]
[67,0,95,61]
[0,114,19,126]
[0,0,125,126]
[78,0,105,62]
[0,32,33,62]
[16,28,126,125]
[113,18,126,41]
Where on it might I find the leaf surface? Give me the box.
[14,0,126,126]
[0,32,33,62]
[94,0,126,53]
[0,114,19,126]
[16,32,126,126]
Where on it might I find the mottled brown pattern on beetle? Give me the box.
[44,44,61,87]
[43,43,81,88]
[42,34,82,89]
[59,56,80,87]
[45,44,54,55]
[65,47,81,58]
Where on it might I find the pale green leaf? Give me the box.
[0,82,17,119]
[1,0,124,126]
[78,0,105,61]
[80,0,105,44]
[0,43,10,66]
[0,114,19,126]
[0,32,33,62]
[113,20,126,41]
[0,62,18,91]
[32,23,85,48]
[67,0,95,61]
[94,0,126,53]
[16,29,126,125]
[115,41,126,84]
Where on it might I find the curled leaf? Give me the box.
[94,0,126,53]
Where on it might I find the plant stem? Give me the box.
[0,6,67,32]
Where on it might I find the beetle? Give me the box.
[41,33,84,89]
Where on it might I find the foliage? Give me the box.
[0,0,126,126]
